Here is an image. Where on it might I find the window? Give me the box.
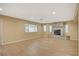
[25,24,37,32]
[65,24,68,33]
[34,25,37,32]
[49,25,52,32]
[25,24,29,32]
[43,25,47,32]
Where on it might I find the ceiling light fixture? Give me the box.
[52,11,56,15]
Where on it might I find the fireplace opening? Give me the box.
[54,30,61,35]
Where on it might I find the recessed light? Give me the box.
[0,8,3,11]
[52,11,56,15]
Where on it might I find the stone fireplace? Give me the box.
[52,23,65,39]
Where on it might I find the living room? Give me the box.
[0,3,78,56]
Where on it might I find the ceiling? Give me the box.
[0,3,77,23]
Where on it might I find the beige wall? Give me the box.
[78,4,79,56]
[0,18,3,45]
[66,20,78,40]
[78,13,79,55]
[0,15,42,45]
[0,19,1,45]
